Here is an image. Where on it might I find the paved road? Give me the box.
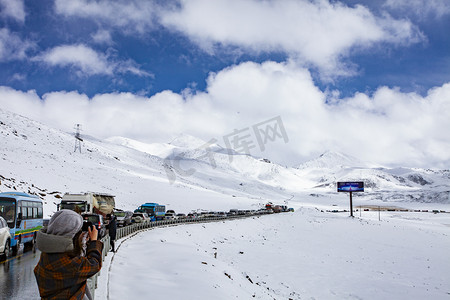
[0,245,41,299]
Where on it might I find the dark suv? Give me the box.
[82,213,106,239]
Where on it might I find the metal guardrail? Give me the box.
[87,211,274,298]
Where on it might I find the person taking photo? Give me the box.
[34,209,103,300]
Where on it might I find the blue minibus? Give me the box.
[0,192,43,255]
[135,203,165,221]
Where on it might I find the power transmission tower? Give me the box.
[74,124,83,153]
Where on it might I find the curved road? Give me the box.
[0,245,41,299]
[0,212,271,298]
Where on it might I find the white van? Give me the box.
[0,216,11,260]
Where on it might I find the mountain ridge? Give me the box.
[1,108,449,218]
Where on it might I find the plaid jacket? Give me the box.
[34,240,103,300]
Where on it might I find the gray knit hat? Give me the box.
[47,209,83,238]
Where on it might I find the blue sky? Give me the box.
[0,0,449,168]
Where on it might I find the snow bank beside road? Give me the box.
[108,209,450,299]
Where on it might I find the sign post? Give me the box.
[337,182,364,217]
[349,191,353,217]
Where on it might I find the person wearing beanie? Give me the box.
[34,209,103,300]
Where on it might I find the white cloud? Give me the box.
[53,0,424,78]
[91,29,114,45]
[384,0,450,19]
[0,28,34,61]
[159,0,423,76]
[35,44,152,77]
[11,73,26,82]
[54,0,158,34]
[0,87,43,121]
[37,44,112,76]
[0,0,25,22]
[1,61,448,168]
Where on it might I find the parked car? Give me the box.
[187,213,198,219]
[0,217,11,261]
[199,211,216,218]
[115,210,133,227]
[198,212,210,218]
[132,212,150,223]
[175,213,186,219]
[228,209,239,216]
[82,213,106,239]
[165,212,175,220]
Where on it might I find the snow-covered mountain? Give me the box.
[1,108,448,218]
[294,150,450,204]
[295,150,373,169]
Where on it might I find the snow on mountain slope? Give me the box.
[0,108,284,217]
[168,133,213,148]
[106,134,449,205]
[295,150,372,169]
[106,133,317,194]
[1,107,449,220]
[106,136,177,158]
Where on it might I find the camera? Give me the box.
[82,221,93,232]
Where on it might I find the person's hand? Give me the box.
[88,225,98,241]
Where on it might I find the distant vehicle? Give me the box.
[288,208,294,212]
[199,211,215,218]
[132,212,150,223]
[186,213,198,219]
[217,212,227,217]
[58,192,115,217]
[0,192,43,255]
[272,206,282,213]
[135,203,165,221]
[165,211,175,220]
[82,213,106,239]
[0,216,12,261]
[228,209,239,215]
[176,213,186,219]
[115,210,133,227]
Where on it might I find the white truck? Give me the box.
[58,192,115,216]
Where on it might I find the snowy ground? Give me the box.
[98,207,450,300]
